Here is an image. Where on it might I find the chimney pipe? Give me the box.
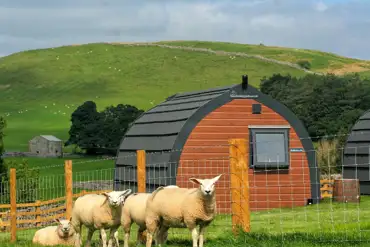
[242,75,248,91]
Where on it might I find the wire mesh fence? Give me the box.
[1,136,370,245]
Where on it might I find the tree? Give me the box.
[66,101,144,155]
[297,60,311,70]
[97,104,144,153]
[65,101,101,154]
[260,73,370,141]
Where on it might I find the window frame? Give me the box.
[249,125,290,169]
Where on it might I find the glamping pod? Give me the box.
[114,75,320,212]
[343,109,370,194]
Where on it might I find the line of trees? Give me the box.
[65,101,144,155]
[260,72,370,174]
[260,73,370,141]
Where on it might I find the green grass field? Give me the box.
[2,198,370,246]
[1,40,370,152]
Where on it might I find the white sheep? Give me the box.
[120,185,178,247]
[32,218,77,246]
[145,174,222,247]
[71,189,132,247]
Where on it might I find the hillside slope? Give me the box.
[1,40,368,151]
[156,41,370,75]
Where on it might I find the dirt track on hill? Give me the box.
[109,42,323,75]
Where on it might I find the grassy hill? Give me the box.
[157,41,370,75]
[0,40,369,152]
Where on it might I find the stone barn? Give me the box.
[114,75,320,212]
[29,135,63,157]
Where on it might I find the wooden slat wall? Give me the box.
[177,99,311,213]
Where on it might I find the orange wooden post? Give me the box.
[64,160,73,219]
[35,200,41,227]
[137,150,146,193]
[229,138,250,235]
[10,168,17,243]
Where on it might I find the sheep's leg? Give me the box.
[73,223,82,247]
[123,220,132,247]
[108,226,119,247]
[85,228,95,247]
[145,217,159,247]
[198,225,206,247]
[190,227,199,247]
[100,229,107,247]
[114,231,119,247]
[136,227,145,246]
[156,225,169,246]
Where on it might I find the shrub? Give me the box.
[5,159,40,203]
[316,139,341,176]
[297,60,311,70]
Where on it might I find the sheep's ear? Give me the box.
[69,217,72,222]
[120,189,132,198]
[189,178,202,185]
[211,174,223,184]
[101,192,109,206]
[54,219,60,224]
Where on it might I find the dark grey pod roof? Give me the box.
[343,109,370,167]
[119,85,233,152]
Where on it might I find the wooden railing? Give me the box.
[0,160,112,243]
[0,189,111,231]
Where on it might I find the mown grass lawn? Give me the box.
[1,197,370,246]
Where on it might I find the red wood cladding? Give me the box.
[176,99,312,213]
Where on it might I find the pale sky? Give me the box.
[1,0,370,59]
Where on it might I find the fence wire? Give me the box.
[1,137,370,245]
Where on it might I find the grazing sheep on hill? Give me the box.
[145,174,222,247]
[71,189,132,247]
[32,218,76,246]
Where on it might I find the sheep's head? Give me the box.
[102,189,132,208]
[55,217,72,235]
[189,174,223,197]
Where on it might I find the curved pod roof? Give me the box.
[344,109,370,167]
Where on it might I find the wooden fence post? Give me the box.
[137,150,146,193]
[10,168,17,243]
[64,160,73,220]
[229,138,250,235]
[35,200,41,227]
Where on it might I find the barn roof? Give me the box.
[343,109,370,167]
[40,135,62,142]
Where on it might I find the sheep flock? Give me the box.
[31,174,223,247]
